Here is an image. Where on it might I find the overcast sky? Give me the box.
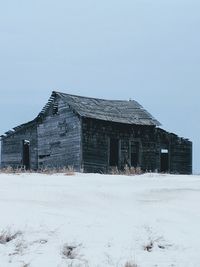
[0,0,199,173]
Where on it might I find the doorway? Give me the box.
[109,138,119,167]
[130,141,140,168]
[22,140,30,170]
[160,149,169,172]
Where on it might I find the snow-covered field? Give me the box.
[0,173,199,267]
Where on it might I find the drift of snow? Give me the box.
[0,173,199,267]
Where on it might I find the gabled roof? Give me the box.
[1,91,161,139]
[56,91,161,126]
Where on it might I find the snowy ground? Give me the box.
[0,173,200,267]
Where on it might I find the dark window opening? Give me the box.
[160,149,169,172]
[109,138,119,167]
[130,141,140,167]
[22,140,30,170]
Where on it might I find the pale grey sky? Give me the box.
[0,0,199,172]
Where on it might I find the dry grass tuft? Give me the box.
[0,166,21,174]
[64,166,75,176]
[0,166,75,175]
[109,165,142,176]
[143,240,154,252]
[123,165,142,175]
[0,166,14,173]
[38,166,75,175]
[110,166,120,175]
[62,243,80,259]
[124,262,138,267]
[0,229,22,244]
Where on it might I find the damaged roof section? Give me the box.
[57,92,161,126]
[1,91,161,139]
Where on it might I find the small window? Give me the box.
[161,149,168,154]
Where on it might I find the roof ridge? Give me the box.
[54,90,138,103]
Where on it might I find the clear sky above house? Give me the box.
[0,0,199,173]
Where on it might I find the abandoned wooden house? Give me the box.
[1,91,192,174]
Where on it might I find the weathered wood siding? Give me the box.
[37,98,81,170]
[82,118,159,173]
[82,119,192,174]
[169,135,192,174]
[1,125,38,169]
[154,128,192,174]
